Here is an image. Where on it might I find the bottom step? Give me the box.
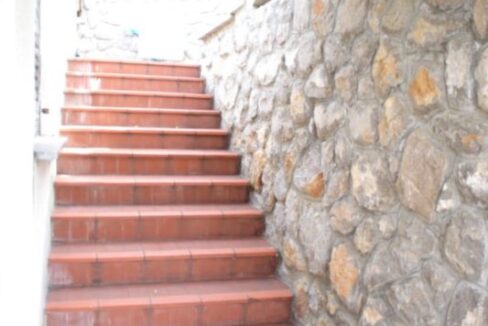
[46,279,292,326]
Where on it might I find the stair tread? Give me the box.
[63,105,219,115]
[47,278,291,310]
[53,204,261,218]
[60,147,238,157]
[55,175,249,185]
[50,238,275,261]
[65,88,212,99]
[47,58,292,323]
[67,71,204,82]
[61,125,227,135]
[69,57,200,68]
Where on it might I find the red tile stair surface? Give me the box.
[62,106,220,128]
[46,58,293,326]
[66,72,205,93]
[64,89,213,110]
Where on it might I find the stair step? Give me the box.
[52,204,263,243]
[55,175,249,205]
[58,148,240,175]
[60,126,228,149]
[62,106,220,128]
[64,89,213,110]
[46,279,292,326]
[49,238,277,288]
[66,72,205,93]
[68,58,201,77]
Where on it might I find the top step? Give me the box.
[68,58,201,78]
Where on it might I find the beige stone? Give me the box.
[474,0,488,41]
[294,279,310,319]
[283,237,308,271]
[408,67,441,112]
[408,17,462,48]
[250,150,267,191]
[304,173,326,198]
[311,0,334,38]
[372,42,402,97]
[330,199,363,235]
[382,0,415,33]
[335,0,367,37]
[378,94,411,148]
[368,0,387,33]
[354,218,381,254]
[362,307,383,324]
[290,84,313,125]
[329,244,359,301]
[426,0,464,10]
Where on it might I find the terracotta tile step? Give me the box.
[46,279,292,326]
[58,148,240,175]
[55,175,250,206]
[66,72,205,93]
[68,58,201,77]
[64,89,213,110]
[49,238,277,288]
[52,204,264,243]
[60,126,228,149]
[62,106,220,128]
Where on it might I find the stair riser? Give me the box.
[62,110,220,128]
[61,131,228,149]
[58,155,240,175]
[55,184,249,205]
[52,216,264,243]
[65,93,212,110]
[49,255,277,289]
[66,75,205,93]
[68,61,200,77]
[46,297,291,326]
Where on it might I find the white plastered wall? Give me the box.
[0,0,77,324]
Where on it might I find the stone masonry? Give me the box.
[201,0,488,325]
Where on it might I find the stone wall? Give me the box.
[201,0,488,324]
[76,0,242,60]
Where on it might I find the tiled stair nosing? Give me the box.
[46,279,292,311]
[60,125,228,136]
[66,71,205,83]
[62,105,220,116]
[58,148,240,162]
[49,238,277,263]
[68,57,201,68]
[52,204,263,219]
[64,88,212,99]
[55,175,250,186]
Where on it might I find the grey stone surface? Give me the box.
[330,198,363,235]
[305,64,333,99]
[444,210,487,282]
[457,160,488,208]
[335,0,368,37]
[351,152,395,212]
[474,0,488,41]
[298,205,332,276]
[396,129,450,223]
[387,277,440,326]
[349,101,378,146]
[199,0,488,324]
[314,101,345,141]
[447,282,488,326]
[475,46,488,113]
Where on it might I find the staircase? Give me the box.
[45,58,292,326]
